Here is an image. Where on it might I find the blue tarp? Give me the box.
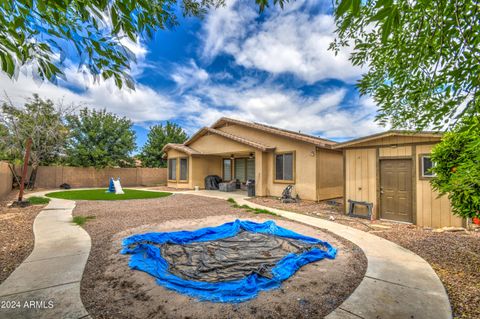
[121,219,337,303]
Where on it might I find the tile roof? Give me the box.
[333,130,443,149]
[162,143,202,155]
[211,117,336,148]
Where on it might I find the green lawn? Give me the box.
[27,196,51,205]
[46,189,172,201]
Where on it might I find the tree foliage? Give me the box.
[0,0,289,89]
[430,118,480,219]
[66,108,136,168]
[139,122,188,168]
[0,94,69,166]
[332,0,480,130]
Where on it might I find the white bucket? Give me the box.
[194,186,199,191]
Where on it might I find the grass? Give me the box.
[72,215,96,226]
[227,198,277,216]
[27,196,51,205]
[46,189,172,201]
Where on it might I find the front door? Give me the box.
[380,159,413,223]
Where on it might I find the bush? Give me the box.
[431,117,480,219]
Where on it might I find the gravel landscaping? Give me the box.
[248,196,480,319]
[0,191,47,284]
[73,194,367,319]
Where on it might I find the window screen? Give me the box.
[275,153,294,181]
[235,158,246,182]
[223,159,232,181]
[422,156,435,177]
[168,158,177,180]
[180,158,188,180]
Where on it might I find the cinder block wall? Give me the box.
[14,166,167,189]
[0,161,13,199]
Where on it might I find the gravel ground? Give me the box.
[248,197,480,319]
[73,194,367,319]
[0,191,46,283]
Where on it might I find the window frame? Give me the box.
[178,157,189,182]
[418,154,436,179]
[273,151,296,184]
[168,158,178,181]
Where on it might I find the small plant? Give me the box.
[72,215,96,226]
[226,198,277,216]
[27,196,50,205]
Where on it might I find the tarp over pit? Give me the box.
[121,220,337,303]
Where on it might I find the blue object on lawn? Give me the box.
[107,178,115,193]
[121,219,337,303]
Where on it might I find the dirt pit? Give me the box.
[75,195,366,319]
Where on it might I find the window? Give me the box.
[168,158,177,180]
[275,152,294,182]
[223,159,232,181]
[179,158,188,181]
[421,155,436,178]
[234,158,246,182]
[246,158,255,180]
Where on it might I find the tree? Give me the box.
[66,108,136,168]
[332,0,480,130]
[0,94,70,186]
[139,122,188,167]
[430,117,480,219]
[0,123,8,160]
[0,0,289,89]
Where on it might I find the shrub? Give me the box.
[431,117,480,219]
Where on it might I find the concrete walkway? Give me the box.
[0,197,91,319]
[179,190,452,319]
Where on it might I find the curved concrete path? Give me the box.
[178,190,452,319]
[0,196,91,319]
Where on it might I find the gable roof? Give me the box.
[211,117,336,149]
[333,130,443,149]
[185,127,276,152]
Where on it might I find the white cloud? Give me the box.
[201,1,363,84]
[181,81,383,139]
[0,67,178,123]
[170,60,209,92]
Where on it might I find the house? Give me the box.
[333,130,464,228]
[163,117,343,201]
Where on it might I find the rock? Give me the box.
[433,227,465,233]
[329,216,335,221]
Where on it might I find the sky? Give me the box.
[1,0,385,150]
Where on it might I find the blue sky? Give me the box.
[1,0,384,150]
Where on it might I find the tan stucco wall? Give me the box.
[217,124,323,201]
[16,165,167,189]
[189,133,253,155]
[165,123,343,201]
[316,148,343,200]
[343,140,463,228]
[0,161,13,199]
